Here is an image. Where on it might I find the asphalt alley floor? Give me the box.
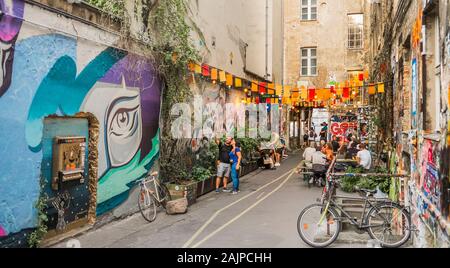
[51,154,371,248]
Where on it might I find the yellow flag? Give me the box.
[276,85,283,96]
[194,64,201,74]
[368,85,376,95]
[300,87,308,100]
[226,74,233,86]
[219,71,226,82]
[251,81,258,92]
[378,83,385,93]
[188,63,195,72]
[322,89,331,101]
[235,78,242,88]
[211,68,218,80]
[284,86,291,97]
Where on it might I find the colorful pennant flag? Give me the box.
[202,64,210,76]
[378,83,385,93]
[211,68,218,80]
[368,85,376,95]
[226,74,233,86]
[308,88,316,102]
[284,86,291,97]
[219,71,226,82]
[259,82,267,94]
[235,78,242,88]
[251,81,258,92]
[276,85,283,96]
[194,64,202,74]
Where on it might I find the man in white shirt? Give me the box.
[302,142,316,169]
[356,143,372,170]
[310,146,328,184]
[312,147,327,166]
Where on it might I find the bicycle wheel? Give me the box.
[138,188,157,223]
[297,204,341,248]
[365,202,411,248]
[158,184,172,209]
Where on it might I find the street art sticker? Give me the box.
[412,59,418,128]
[424,163,441,209]
[0,29,162,238]
[330,122,358,136]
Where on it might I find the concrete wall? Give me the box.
[188,0,282,81]
[284,0,368,88]
[0,0,161,247]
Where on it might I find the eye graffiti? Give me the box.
[106,93,143,169]
[109,105,140,138]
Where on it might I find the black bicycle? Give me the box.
[297,160,412,248]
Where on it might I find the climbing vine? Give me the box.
[143,0,200,181]
[85,0,126,18]
[28,177,49,248]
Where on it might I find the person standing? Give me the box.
[309,127,317,143]
[229,139,242,195]
[303,128,309,149]
[268,131,283,167]
[331,136,340,152]
[320,122,328,142]
[215,136,233,193]
[356,143,372,171]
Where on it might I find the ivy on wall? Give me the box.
[85,0,126,18]
[144,0,200,182]
[27,177,48,248]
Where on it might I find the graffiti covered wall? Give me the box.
[0,1,161,245]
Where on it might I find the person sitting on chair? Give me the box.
[301,142,316,170]
[310,146,328,184]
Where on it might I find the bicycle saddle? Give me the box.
[355,187,377,195]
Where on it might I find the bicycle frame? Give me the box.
[319,159,393,230]
[140,175,163,203]
[322,196,390,230]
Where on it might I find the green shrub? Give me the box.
[340,166,391,194]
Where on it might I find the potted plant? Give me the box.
[192,141,218,197]
[162,159,199,207]
[192,166,214,197]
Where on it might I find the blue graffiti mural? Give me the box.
[0,0,24,97]
[0,30,162,240]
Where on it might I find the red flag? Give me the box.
[259,82,267,94]
[358,73,364,81]
[343,87,350,98]
[308,88,316,102]
[202,64,210,76]
[330,86,335,94]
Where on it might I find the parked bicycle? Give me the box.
[297,160,412,248]
[137,171,172,222]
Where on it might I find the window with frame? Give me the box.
[348,14,364,49]
[301,48,317,76]
[301,0,317,21]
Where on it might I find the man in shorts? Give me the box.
[215,136,233,193]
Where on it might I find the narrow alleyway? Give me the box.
[50,154,368,248]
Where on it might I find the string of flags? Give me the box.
[188,62,386,108]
